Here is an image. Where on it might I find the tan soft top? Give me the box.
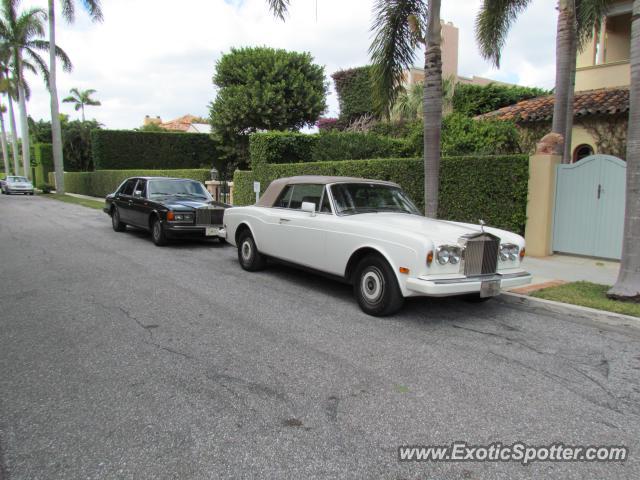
[256,175,400,207]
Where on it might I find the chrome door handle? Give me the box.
[279,218,290,223]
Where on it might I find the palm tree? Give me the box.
[0,49,19,174]
[369,0,442,216]
[608,0,640,302]
[63,87,101,122]
[0,103,9,175]
[391,75,455,121]
[476,0,610,163]
[0,0,72,179]
[48,0,102,194]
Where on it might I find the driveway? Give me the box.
[1,194,639,480]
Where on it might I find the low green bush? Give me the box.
[62,169,211,198]
[233,154,528,234]
[92,130,222,170]
[32,143,54,187]
[249,131,412,168]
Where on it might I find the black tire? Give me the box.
[237,230,266,271]
[111,207,127,232]
[151,217,168,246]
[29,192,34,196]
[353,255,404,316]
[462,294,493,303]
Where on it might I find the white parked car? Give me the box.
[223,176,532,316]
[1,176,34,195]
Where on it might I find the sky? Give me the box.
[20,0,558,133]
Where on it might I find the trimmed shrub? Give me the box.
[249,131,412,167]
[406,114,521,157]
[62,169,211,198]
[233,154,528,234]
[92,130,221,170]
[331,66,376,123]
[452,83,549,117]
[32,143,54,187]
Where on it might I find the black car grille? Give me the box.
[196,207,224,225]
[463,234,499,276]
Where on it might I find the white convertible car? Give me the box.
[223,176,532,316]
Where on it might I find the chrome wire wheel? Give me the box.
[152,221,161,241]
[360,266,385,305]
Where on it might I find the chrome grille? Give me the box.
[463,234,500,276]
[196,207,224,225]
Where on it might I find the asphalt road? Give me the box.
[1,194,640,480]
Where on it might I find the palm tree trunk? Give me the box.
[608,0,640,301]
[0,109,9,176]
[552,0,576,156]
[423,0,443,217]
[562,1,577,164]
[17,81,30,179]
[7,94,19,175]
[49,0,65,193]
[81,104,85,123]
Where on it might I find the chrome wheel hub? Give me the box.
[361,267,384,304]
[241,240,252,262]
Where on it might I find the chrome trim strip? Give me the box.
[426,271,531,285]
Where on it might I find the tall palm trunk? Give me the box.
[423,0,442,217]
[608,0,640,301]
[0,109,9,175]
[562,1,577,163]
[49,0,65,193]
[552,0,576,156]
[7,93,19,174]
[17,80,30,179]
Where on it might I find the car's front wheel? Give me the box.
[151,217,168,246]
[237,230,266,271]
[111,207,127,232]
[354,255,404,316]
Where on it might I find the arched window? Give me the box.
[573,144,594,163]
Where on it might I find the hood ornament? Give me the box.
[479,219,486,233]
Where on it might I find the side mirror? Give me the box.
[133,190,142,198]
[301,201,316,216]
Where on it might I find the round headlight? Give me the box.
[499,245,509,261]
[449,247,461,264]
[509,245,519,261]
[437,247,450,265]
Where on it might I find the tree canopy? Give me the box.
[209,46,327,168]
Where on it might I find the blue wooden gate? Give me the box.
[553,154,626,259]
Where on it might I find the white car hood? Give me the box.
[344,213,523,245]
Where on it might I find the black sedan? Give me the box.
[104,177,228,246]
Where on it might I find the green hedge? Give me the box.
[32,143,53,187]
[233,155,528,234]
[331,66,375,122]
[59,169,211,198]
[92,130,221,170]
[249,131,412,168]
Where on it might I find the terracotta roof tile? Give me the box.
[476,87,629,123]
[160,114,209,132]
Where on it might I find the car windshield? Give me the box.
[330,183,421,216]
[148,179,211,199]
[8,176,29,183]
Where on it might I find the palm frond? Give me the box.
[369,0,427,117]
[266,0,290,21]
[29,39,73,72]
[62,0,104,23]
[576,0,610,51]
[475,0,532,68]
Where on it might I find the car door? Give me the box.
[114,178,137,223]
[129,179,151,228]
[265,184,330,270]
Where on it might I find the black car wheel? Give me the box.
[111,207,127,232]
[354,255,404,316]
[151,217,168,246]
[237,230,266,271]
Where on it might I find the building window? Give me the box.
[573,144,594,163]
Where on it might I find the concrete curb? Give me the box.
[497,291,640,329]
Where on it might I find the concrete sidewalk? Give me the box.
[512,254,619,292]
[64,192,105,202]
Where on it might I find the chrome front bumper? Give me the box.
[405,271,532,296]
